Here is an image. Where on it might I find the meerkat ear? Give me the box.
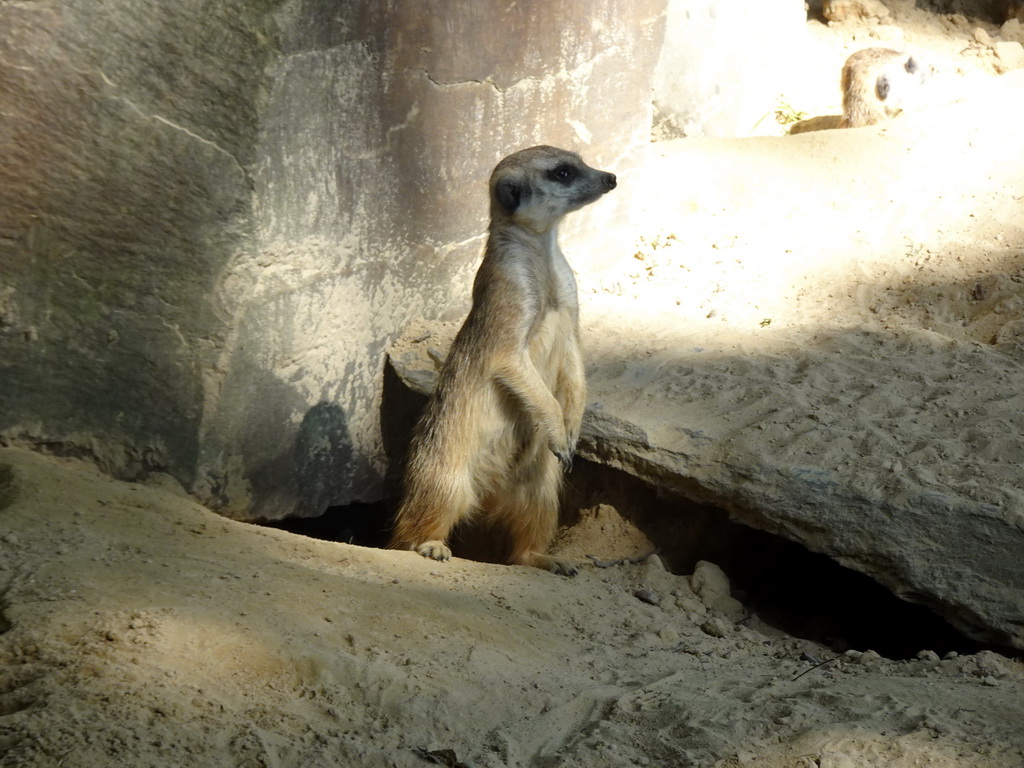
[904,56,918,74]
[875,74,891,101]
[495,177,529,214]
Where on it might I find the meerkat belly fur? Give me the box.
[390,146,616,575]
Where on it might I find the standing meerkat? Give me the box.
[390,145,617,576]
[838,47,931,128]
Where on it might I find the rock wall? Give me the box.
[0,1,666,519]
[0,1,274,485]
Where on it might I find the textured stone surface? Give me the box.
[0,1,272,483]
[822,0,892,23]
[390,316,1024,650]
[0,1,666,519]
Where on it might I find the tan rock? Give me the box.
[823,0,892,23]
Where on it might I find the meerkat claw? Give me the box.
[415,541,452,562]
[556,450,574,473]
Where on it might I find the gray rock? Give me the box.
[388,306,1024,651]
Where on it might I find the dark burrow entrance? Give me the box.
[263,456,991,661]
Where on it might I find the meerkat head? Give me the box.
[875,53,931,111]
[489,145,617,232]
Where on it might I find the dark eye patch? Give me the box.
[547,163,577,184]
[876,74,891,101]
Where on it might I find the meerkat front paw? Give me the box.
[549,556,579,577]
[524,552,579,577]
[415,540,452,562]
[554,448,574,472]
[550,433,576,472]
[566,427,579,458]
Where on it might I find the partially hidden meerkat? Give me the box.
[390,145,617,576]
[838,47,931,128]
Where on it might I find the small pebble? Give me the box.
[700,617,731,638]
[858,649,882,665]
[645,554,666,571]
[633,587,660,606]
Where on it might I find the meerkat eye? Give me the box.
[876,74,891,101]
[548,164,577,184]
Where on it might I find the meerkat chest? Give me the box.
[549,247,579,311]
[527,307,575,383]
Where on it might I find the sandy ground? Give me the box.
[4,5,1024,768]
[2,447,1024,768]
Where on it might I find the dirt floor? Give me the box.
[3,447,1024,768]
[3,4,1024,768]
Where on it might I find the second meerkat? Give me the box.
[390,145,617,576]
[839,47,930,128]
